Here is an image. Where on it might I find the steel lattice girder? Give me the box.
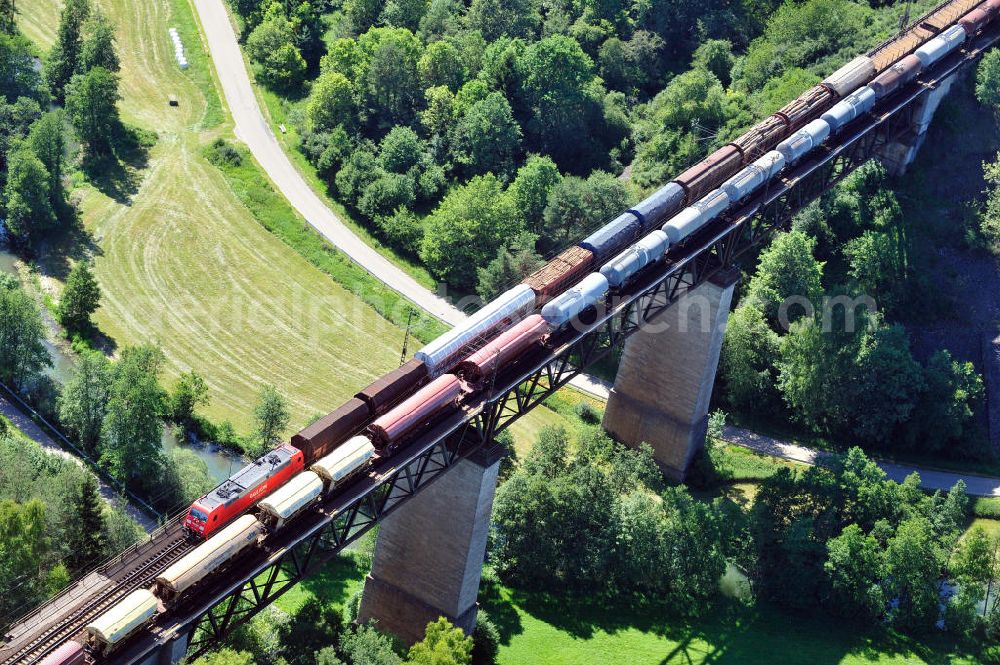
[140,26,1000,663]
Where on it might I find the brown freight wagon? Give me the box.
[868,54,922,98]
[355,357,429,416]
[291,398,369,464]
[672,145,743,204]
[522,246,595,304]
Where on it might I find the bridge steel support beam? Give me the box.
[877,71,959,175]
[357,445,503,645]
[603,269,739,481]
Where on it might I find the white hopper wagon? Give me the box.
[153,515,262,603]
[85,589,158,656]
[257,471,324,530]
[311,435,375,493]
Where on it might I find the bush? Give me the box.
[574,401,600,424]
[471,611,500,665]
[205,138,242,167]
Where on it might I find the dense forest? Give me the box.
[231,0,928,296]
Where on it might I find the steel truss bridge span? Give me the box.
[3,20,996,665]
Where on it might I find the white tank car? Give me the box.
[311,435,375,493]
[914,24,966,68]
[85,589,158,656]
[154,514,263,603]
[777,119,831,164]
[257,471,324,530]
[600,230,669,288]
[662,188,730,244]
[540,273,610,328]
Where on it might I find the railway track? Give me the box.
[0,534,195,665]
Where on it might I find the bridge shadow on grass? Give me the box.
[297,553,365,608]
[481,581,999,665]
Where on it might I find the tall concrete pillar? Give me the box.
[603,269,738,482]
[877,71,957,176]
[357,446,502,645]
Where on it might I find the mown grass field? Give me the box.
[17,0,567,440]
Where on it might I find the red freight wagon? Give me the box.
[457,315,551,384]
[368,375,468,452]
[355,358,429,416]
[184,444,304,539]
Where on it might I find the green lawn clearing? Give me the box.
[481,583,996,665]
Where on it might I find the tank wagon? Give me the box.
[84,5,996,659]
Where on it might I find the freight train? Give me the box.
[56,1,999,660]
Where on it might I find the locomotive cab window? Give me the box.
[189,508,208,522]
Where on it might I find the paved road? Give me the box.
[0,394,159,532]
[723,425,1000,497]
[189,0,614,401]
[191,0,462,326]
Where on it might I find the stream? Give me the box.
[0,247,240,483]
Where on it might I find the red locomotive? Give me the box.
[184,444,304,538]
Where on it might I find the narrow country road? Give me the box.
[190,0,462,326]
[723,425,1000,497]
[0,394,159,533]
[189,0,614,400]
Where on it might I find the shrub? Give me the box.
[471,611,500,665]
[574,401,600,424]
[205,138,242,167]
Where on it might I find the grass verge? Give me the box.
[172,0,224,129]
[209,142,447,344]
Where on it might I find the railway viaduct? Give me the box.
[0,5,992,663]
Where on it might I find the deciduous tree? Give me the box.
[420,174,524,289]
[306,70,356,133]
[100,344,167,487]
[507,154,561,231]
[168,370,210,426]
[65,66,120,156]
[406,618,473,665]
[451,92,521,179]
[58,350,111,454]
[252,384,289,453]
[824,524,886,621]
[4,146,56,244]
[0,280,50,388]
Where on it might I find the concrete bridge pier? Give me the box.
[357,445,502,645]
[603,269,739,482]
[877,71,958,176]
